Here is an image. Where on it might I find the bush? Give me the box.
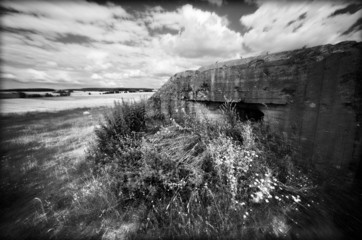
[86,100,346,239]
[90,100,146,168]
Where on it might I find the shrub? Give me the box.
[86,100,344,239]
[90,100,146,168]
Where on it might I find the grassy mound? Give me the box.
[16,101,360,240]
[83,100,356,240]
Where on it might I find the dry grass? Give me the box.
[0,107,109,239]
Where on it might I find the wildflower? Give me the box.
[252,191,263,203]
[292,195,301,203]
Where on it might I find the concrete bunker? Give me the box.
[149,41,362,176]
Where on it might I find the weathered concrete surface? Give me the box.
[148,41,362,173]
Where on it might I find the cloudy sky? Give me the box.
[1,0,361,89]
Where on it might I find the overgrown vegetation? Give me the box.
[1,101,361,240]
[83,100,361,239]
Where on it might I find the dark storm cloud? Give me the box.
[342,18,362,36]
[54,33,94,45]
[285,13,307,27]
[329,3,362,17]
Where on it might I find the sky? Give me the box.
[0,0,361,89]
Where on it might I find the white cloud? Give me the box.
[27,69,49,80]
[145,7,183,30]
[22,68,76,83]
[50,70,73,82]
[91,73,102,80]
[2,0,131,22]
[1,0,148,44]
[86,51,108,61]
[1,73,16,79]
[240,1,362,55]
[103,72,125,79]
[85,51,113,70]
[150,5,243,58]
[0,0,360,89]
[45,61,58,67]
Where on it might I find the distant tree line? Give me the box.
[0,89,71,99]
[0,87,154,99]
[73,87,154,92]
[0,88,56,92]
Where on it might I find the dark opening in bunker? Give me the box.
[235,103,264,122]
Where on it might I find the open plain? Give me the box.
[0,92,153,114]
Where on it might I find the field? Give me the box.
[0,93,151,239]
[0,99,361,240]
[0,92,153,114]
[0,107,111,239]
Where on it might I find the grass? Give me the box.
[1,101,361,240]
[0,107,109,239]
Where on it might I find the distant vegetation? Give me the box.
[0,87,154,99]
[0,88,154,92]
[70,87,154,92]
[0,90,71,99]
[0,88,56,92]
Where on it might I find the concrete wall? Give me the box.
[148,41,362,174]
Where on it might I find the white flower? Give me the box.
[292,195,301,203]
[252,191,263,203]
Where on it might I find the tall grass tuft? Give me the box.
[90,100,146,170]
